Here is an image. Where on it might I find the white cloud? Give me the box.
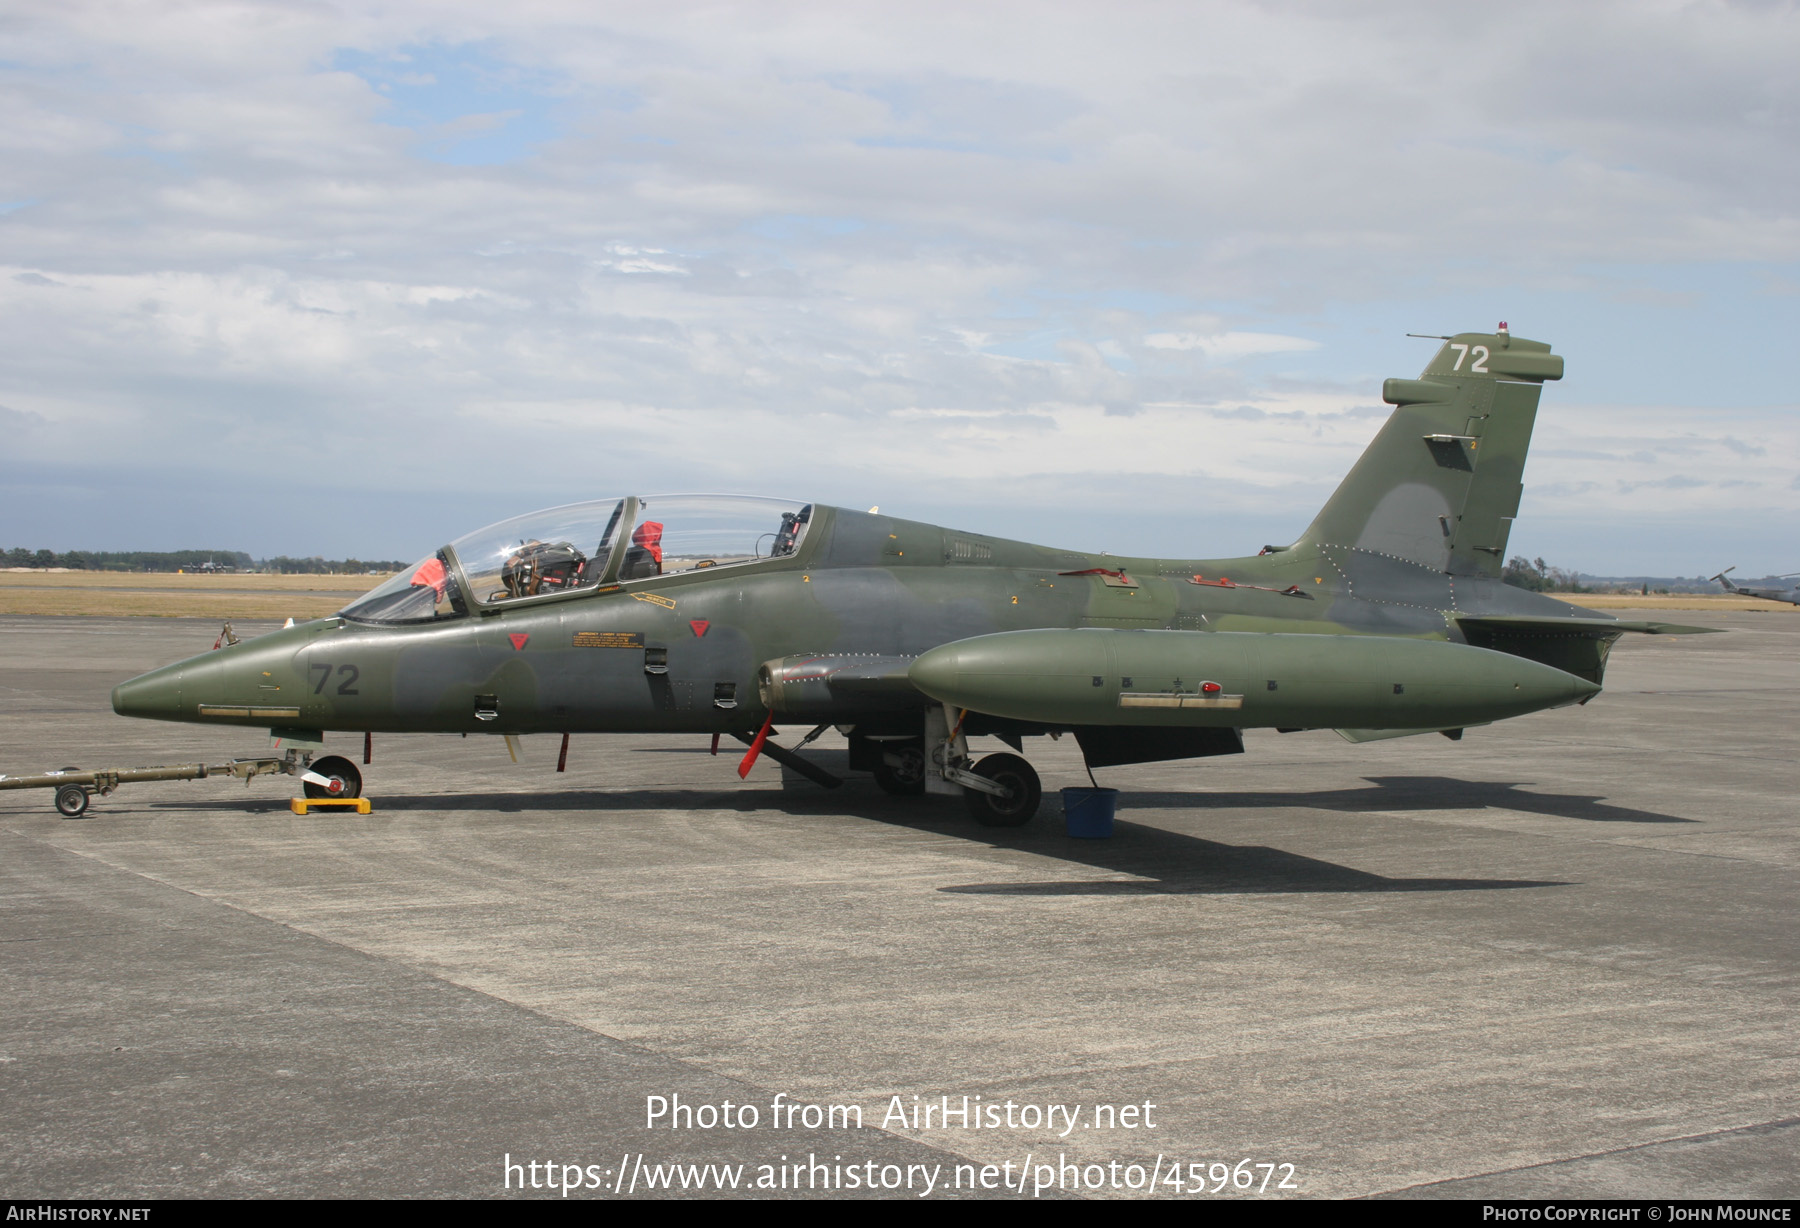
[0,1,1794,570]
[1142,331,1319,359]
[1526,405,1800,518]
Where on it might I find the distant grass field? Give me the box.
[1559,593,1791,612]
[0,570,391,619]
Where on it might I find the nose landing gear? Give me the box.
[301,755,363,800]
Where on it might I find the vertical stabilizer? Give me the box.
[1295,329,1563,577]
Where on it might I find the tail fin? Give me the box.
[1295,328,1563,578]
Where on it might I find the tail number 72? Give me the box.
[1449,343,1489,373]
[309,663,360,695]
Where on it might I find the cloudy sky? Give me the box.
[2,0,1795,573]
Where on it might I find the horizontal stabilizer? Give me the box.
[1455,615,1721,637]
[1455,613,1720,686]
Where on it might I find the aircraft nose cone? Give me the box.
[112,663,183,719]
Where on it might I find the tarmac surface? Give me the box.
[1,611,1795,1199]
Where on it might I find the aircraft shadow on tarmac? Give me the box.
[151,784,1573,897]
[141,760,1692,896]
[913,810,1576,898]
[930,773,1680,896]
[934,831,1570,897]
[1129,775,1696,826]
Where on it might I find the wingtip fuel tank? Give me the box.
[908,629,1600,731]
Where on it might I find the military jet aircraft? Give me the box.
[111,326,1713,824]
[1711,567,1800,606]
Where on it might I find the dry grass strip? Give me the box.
[0,590,355,619]
[1559,593,1792,612]
[0,571,390,592]
[0,570,388,617]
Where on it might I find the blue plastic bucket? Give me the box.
[1061,786,1119,838]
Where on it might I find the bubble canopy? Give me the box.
[340,495,812,624]
[453,498,628,608]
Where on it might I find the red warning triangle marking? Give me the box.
[509,633,530,651]
[689,620,710,637]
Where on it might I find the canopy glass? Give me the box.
[339,495,811,624]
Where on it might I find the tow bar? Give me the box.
[0,751,314,818]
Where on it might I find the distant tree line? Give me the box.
[260,556,409,575]
[1503,556,1588,593]
[2,548,404,573]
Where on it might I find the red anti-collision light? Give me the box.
[1201,681,1222,695]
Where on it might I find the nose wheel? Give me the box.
[961,753,1041,827]
[302,755,363,800]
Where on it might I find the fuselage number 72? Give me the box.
[1449,343,1489,373]
[309,663,360,696]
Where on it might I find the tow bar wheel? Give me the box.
[303,755,364,800]
[55,784,91,819]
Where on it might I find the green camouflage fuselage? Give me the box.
[110,501,1613,738]
[111,330,1689,749]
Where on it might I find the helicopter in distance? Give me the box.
[1711,567,1800,606]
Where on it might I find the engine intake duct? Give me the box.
[757,654,923,719]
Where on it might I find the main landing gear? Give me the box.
[852,713,1045,826]
[930,705,1044,826]
[959,753,1042,827]
[871,744,926,797]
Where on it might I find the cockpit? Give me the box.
[340,494,813,625]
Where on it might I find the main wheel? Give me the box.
[961,753,1041,827]
[872,745,926,797]
[304,755,363,800]
[55,784,91,818]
